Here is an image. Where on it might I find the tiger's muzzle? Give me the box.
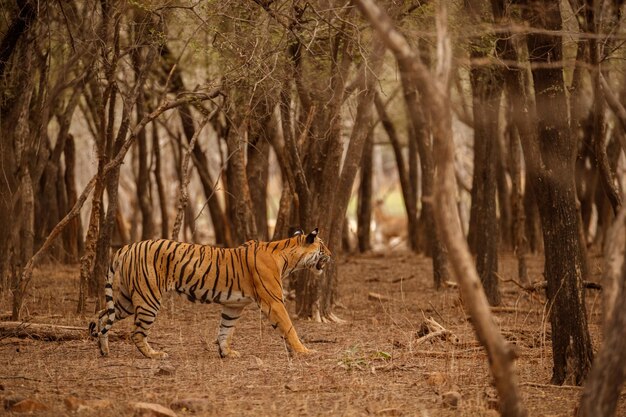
[314,253,331,273]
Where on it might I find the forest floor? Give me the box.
[0,250,621,416]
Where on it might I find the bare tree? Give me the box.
[354,1,527,415]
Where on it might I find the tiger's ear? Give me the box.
[289,227,304,237]
[305,228,318,244]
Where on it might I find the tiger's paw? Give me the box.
[148,351,169,359]
[293,347,316,355]
[219,348,241,359]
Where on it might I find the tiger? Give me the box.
[89,228,331,359]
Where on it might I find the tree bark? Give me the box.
[506,101,529,284]
[577,207,626,417]
[524,0,593,385]
[466,2,504,304]
[246,110,272,241]
[225,117,258,244]
[0,0,36,79]
[152,123,169,238]
[62,135,82,262]
[357,130,374,253]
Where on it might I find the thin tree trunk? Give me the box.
[225,118,257,244]
[577,208,626,417]
[398,45,448,289]
[12,168,34,320]
[136,93,154,240]
[496,138,513,251]
[467,13,504,304]
[374,92,419,252]
[524,0,593,385]
[357,130,374,253]
[171,114,211,241]
[247,112,272,241]
[506,101,529,284]
[584,0,622,215]
[152,123,168,238]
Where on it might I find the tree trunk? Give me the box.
[467,15,504,305]
[506,102,529,284]
[247,112,271,241]
[136,92,154,240]
[524,0,593,385]
[12,168,34,320]
[294,32,353,320]
[577,208,626,417]
[496,138,513,251]
[225,118,258,244]
[171,114,211,241]
[357,130,374,253]
[152,123,169,238]
[374,92,419,252]
[320,39,385,320]
[584,0,622,216]
[400,54,448,289]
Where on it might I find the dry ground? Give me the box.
[0,251,622,416]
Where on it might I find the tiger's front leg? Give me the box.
[263,301,310,354]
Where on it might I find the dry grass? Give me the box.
[0,252,621,416]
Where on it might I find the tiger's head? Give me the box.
[291,228,332,275]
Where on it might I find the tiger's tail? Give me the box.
[88,260,116,338]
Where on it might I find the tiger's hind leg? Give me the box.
[217,306,245,358]
[130,304,168,359]
[90,292,133,356]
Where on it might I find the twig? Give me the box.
[415,330,452,346]
[416,317,459,345]
[392,274,415,283]
[520,382,582,390]
[412,347,484,357]
[428,301,446,325]
[368,292,392,302]
[0,375,44,382]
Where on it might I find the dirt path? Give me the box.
[0,252,618,416]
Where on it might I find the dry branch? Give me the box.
[0,322,89,341]
[367,292,392,302]
[415,317,459,346]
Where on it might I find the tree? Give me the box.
[523,0,593,384]
[466,0,504,305]
[355,1,528,415]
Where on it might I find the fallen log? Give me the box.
[0,322,95,341]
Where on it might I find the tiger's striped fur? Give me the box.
[89,228,331,359]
